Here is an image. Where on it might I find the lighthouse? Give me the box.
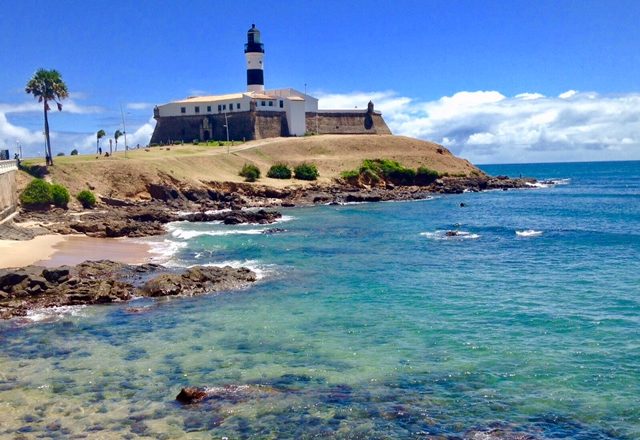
[245,24,265,92]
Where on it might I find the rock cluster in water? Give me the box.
[0,260,256,319]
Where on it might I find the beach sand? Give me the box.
[0,235,151,269]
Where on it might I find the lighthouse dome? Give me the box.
[245,23,264,53]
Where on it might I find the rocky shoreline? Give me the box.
[5,174,536,241]
[0,260,257,320]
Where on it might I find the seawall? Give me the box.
[0,160,18,222]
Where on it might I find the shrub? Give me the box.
[294,163,319,181]
[77,190,96,209]
[70,149,78,156]
[387,167,416,185]
[20,179,52,210]
[340,169,359,180]
[50,183,70,208]
[415,166,440,185]
[239,163,261,182]
[267,163,292,179]
[56,152,65,157]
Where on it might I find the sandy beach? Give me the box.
[0,235,151,269]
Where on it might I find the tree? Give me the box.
[114,129,123,152]
[25,69,69,166]
[96,129,106,154]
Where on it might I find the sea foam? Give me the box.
[516,229,543,237]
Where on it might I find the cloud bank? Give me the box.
[2,90,640,163]
[317,90,640,164]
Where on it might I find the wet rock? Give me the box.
[142,266,257,297]
[0,260,257,320]
[262,228,286,235]
[176,387,208,404]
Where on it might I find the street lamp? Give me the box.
[120,104,129,158]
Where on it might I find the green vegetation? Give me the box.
[19,179,52,210]
[342,159,442,186]
[25,68,69,166]
[70,149,78,156]
[77,190,97,208]
[267,163,292,179]
[415,166,439,185]
[50,183,70,208]
[340,169,360,180]
[294,163,319,181]
[239,163,261,182]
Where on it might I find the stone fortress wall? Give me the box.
[150,107,390,144]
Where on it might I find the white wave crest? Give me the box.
[25,305,87,323]
[147,239,188,263]
[420,230,480,240]
[198,259,276,280]
[171,228,267,239]
[516,229,543,237]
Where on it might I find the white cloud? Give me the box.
[316,89,640,163]
[127,102,154,110]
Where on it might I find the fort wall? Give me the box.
[305,112,391,135]
[0,160,18,222]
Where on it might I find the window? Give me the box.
[268,101,273,107]
[195,106,200,113]
[223,104,226,110]
[207,106,211,112]
[180,107,186,114]
[261,101,266,106]
[237,103,241,110]
[218,105,222,112]
[279,100,284,108]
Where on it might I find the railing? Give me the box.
[0,160,18,175]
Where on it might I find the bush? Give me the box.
[387,167,416,185]
[50,183,70,208]
[340,169,359,180]
[70,149,78,156]
[267,163,292,179]
[56,152,65,157]
[239,163,261,182]
[20,179,52,210]
[415,166,440,185]
[77,190,96,209]
[294,163,319,181]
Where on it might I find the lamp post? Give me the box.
[120,104,129,159]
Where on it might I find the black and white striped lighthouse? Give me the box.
[245,24,265,93]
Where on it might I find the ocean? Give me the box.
[0,160,638,439]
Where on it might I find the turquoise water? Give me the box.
[1,161,639,439]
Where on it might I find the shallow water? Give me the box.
[1,160,639,438]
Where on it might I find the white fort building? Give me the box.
[150,25,390,144]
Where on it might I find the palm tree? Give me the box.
[96,129,106,154]
[25,69,69,166]
[114,130,123,152]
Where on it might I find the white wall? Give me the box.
[157,96,253,117]
[285,100,306,136]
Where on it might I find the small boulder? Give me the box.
[176,387,208,404]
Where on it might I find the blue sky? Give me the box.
[1,0,639,163]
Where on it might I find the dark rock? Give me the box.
[262,228,286,235]
[176,387,208,404]
[42,268,70,284]
[148,183,182,201]
[101,196,134,207]
[0,260,257,320]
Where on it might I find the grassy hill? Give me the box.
[19,135,481,200]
